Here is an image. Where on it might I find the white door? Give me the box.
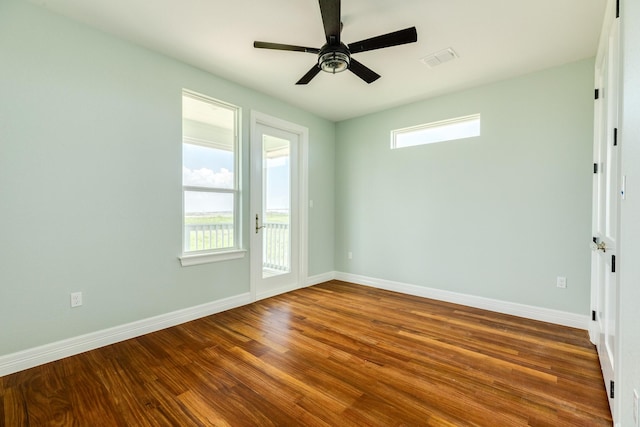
[250,113,308,301]
[591,14,620,419]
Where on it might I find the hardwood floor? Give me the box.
[1,281,612,426]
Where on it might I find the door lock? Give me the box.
[255,214,265,234]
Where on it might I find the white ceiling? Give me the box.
[30,0,606,122]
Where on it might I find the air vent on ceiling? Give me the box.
[421,48,458,68]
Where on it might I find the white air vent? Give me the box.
[420,48,458,68]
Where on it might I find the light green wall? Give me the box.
[0,0,335,355]
[0,0,602,361]
[335,58,595,315]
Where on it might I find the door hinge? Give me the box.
[593,163,598,174]
[595,88,600,100]
[613,128,618,146]
[612,255,616,273]
[592,310,596,321]
[611,380,615,398]
[616,0,620,18]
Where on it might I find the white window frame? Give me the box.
[179,90,245,267]
[391,113,481,149]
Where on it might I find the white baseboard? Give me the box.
[0,270,590,377]
[0,292,252,377]
[334,272,590,330]
[257,271,337,301]
[306,271,337,286]
[256,283,303,301]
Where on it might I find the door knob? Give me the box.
[591,240,607,252]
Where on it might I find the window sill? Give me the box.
[179,249,247,267]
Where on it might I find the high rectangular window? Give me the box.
[182,90,240,256]
[391,114,480,149]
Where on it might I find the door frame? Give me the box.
[590,0,621,421]
[249,111,309,302]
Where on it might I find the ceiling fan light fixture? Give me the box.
[319,51,350,74]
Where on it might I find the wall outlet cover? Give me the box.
[70,292,83,308]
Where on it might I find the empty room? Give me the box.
[1,0,640,425]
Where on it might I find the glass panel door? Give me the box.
[251,116,303,301]
[262,134,291,278]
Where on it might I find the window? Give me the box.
[391,114,480,149]
[180,90,243,265]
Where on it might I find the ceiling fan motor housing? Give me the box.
[319,43,350,74]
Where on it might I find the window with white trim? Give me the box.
[181,90,241,260]
[391,114,480,149]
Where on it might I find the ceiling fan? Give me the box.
[253,0,417,85]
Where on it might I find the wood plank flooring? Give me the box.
[1,281,612,426]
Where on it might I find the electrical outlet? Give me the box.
[633,389,639,426]
[70,292,82,308]
[348,251,353,260]
[556,276,567,288]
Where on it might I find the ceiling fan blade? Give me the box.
[296,65,322,85]
[319,0,341,45]
[348,27,417,54]
[348,58,380,84]
[254,41,320,54]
